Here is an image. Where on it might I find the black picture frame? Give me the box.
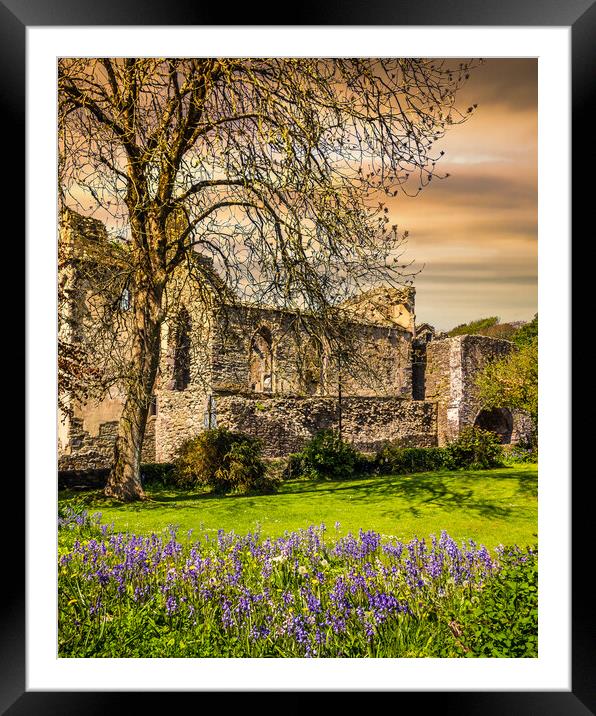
[12,1,589,712]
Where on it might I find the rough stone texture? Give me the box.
[213,391,437,457]
[142,416,156,463]
[58,210,535,468]
[423,338,453,444]
[208,303,413,399]
[58,416,156,471]
[341,286,416,332]
[340,397,437,451]
[154,388,211,462]
[153,296,214,461]
[510,409,536,446]
[424,335,534,445]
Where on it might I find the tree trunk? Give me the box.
[104,275,163,502]
[104,392,151,501]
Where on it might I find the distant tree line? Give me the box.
[448,314,537,345]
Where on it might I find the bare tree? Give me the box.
[58,58,477,501]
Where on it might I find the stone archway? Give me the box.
[473,407,513,444]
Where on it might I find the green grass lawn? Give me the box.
[59,464,537,549]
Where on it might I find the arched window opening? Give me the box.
[172,307,191,391]
[473,407,513,444]
[249,326,274,393]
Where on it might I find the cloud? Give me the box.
[409,172,536,210]
[462,59,538,112]
[390,58,538,331]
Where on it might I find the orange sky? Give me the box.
[390,59,537,331]
[62,58,537,333]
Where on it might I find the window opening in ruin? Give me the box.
[173,307,191,391]
[149,395,157,416]
[411,347,426,400]
[473,407,513,444]
[249,326,274,393]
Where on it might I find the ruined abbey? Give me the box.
[58,210,533,472]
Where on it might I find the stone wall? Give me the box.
[424,335,521,445]
[340,397,436,451]
[142,416,156,462]
[510,409,536,446]
[213,391,437,457]
[210,305,300,394]
[209,304,413,399]
[58,415,156,471]
[423,338,453,444]
[154,388,211,462]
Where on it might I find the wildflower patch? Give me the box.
[58,511,537,658]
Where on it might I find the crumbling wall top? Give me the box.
[340,285,416,332]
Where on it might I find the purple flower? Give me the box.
[166,596,178,615]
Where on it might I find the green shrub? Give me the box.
[293,429,359,480]
[284,430,504,481]
[175,428,236,489]
[354,451,378,476]
[443,426,503,470]
[451,545,538,657]
[140,463,176,486]
[502,444,538,465]
[512,313,538,348]
[174,427,275,494]
[226,440,279,494]
[282,452,306,480]
[375,444,448,475]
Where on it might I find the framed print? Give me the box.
[12,0,590,712]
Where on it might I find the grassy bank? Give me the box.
[59,464,537,549]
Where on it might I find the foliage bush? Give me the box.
[375,445,448,475]
[288,429,359,480]
[140,463,176,486]
[284,429,507,481]
[449,545,538,657]
[512,313,538,348]
[443,426,503,470]
[475,338,538,432]
[174,428,276,494]
[354,451,378,476]
[282,452,306,480]
[226,441,280,494]
[480,323,519,341]
[502,444,538,465]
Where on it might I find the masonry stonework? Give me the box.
[58,210,535,471]
[425,335,532,446]
[213,392,437,457]
[58,415,156,471]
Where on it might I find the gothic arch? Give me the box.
[249,326,274,393]
[299,334,326,395]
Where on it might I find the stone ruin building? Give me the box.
[58,210,533,472]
